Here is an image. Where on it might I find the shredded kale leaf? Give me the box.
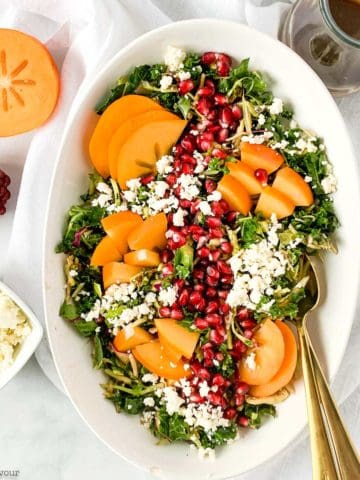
[244,403,276,429]
[174,244,194,279]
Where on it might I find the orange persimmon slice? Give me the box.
[158,333,182,363]
[132,340,191,380]
[113,326,153,352]
[155,318,200,360]
[124,249,161,267]
[127,212,167,251]
[250,321,298,397]
[227,161,263,195]
[255,186,295,219]
[101,211,142,254]
[108,109,179,179]
[217,174,252,215]
[89,95,163,178]
[102,262,142,289]
[272,167,314,207]
[0,29,59,137]
[240,142,284,174]
[90,235,122,266]
[238,319,285,386]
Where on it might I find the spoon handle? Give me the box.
[298,326,339,479]
[307,334,360,479]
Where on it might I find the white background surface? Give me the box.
[0,1,359,479]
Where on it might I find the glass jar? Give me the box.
[280,0,360,95]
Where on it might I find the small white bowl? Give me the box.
[0,281,43,389]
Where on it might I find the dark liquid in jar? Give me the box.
[328,0,360,40]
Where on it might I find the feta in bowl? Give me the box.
[0,281,43,389]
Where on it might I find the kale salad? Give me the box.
[57,46,338,458]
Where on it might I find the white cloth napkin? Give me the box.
[0,0,359,478]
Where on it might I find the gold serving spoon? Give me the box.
[297,255,360,479]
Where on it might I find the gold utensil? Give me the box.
[297,255,360,479]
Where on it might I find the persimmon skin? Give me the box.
[124,249,160,267]
[132,340,191,380]
[158,332,182,363]
[89,95,162,178]
[227,161,263,195]
[155,318,200,360]
[272,167,314,207]
[240,142,284,174]
[238,319,285,386]
[250,321,298,397]
[102,262,142,289]
[113,326,153,352]
[217,174,252,215]
[255,186,295,219]
[101,211,142,254]
[90,235,121,266]
[127,212,167,251]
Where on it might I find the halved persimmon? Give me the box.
[108,109,179,179]
[101,211,142,254]
[0,29,59,137]
[127,212,167,251]
[113,326,153,352]
[238,319,285,385]
[240,142,284,174]
[89,95,162,178]
[132,340,191,380]
[102,262,142,289]
[217,174,252,215]
[155,318,200,360]
[250,321,298,397]
[255,186,295,219]
[124,249,160,267]
[117,118,187,189]
[272,167,314,207]
[158,333,182,363]
[90,235,121,266]
[227,161,263,195]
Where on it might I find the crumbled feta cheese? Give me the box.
[198,201,213,216]
[68,269,78,278]
[269,98,283,115]
[198,381,210,398]
[241,131,273,144]
[172,208,188,227]
[207,190,222,202]
[304,175,312,183]
[198,447,216,461]
[162,386,185,415]
[257,113,266,126]
[178,70,191,81]
[126,178,142,190]
[159,75,173,91]
[164,45,186,72]
[271,139,289,150]
[153,181,169,197]
[176,174,201,201]
[158,286,177,306]
[156,155,174,175]
[321,173,337,194]
[143,397,155,407]
[244,351,256,371]
[142,373,159,384]
[0,291,31,372]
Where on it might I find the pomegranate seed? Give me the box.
[197,298,207,311]
[244,329,254,339]
[217,260,232,275]
[189,291,202,305]
[208,392,225,407]
[233,339,247,354]
[171,308,183,320]
[190,360,202,375]
[225,211,237,223]
[178,199,190,209]
[216,128,229,143]
[209,228,224,239]
[235,394,245,407]
[181,134,196,152]
[220,303,230,315]
[181,163,193,175]
[238,416,250,427]
[173,144,183,156]
[194,283,206,293]
[173,160,182,172]
[237,307,250,321]
[211,201,225,216]
[159,306,171,317]
[224,408,237,420]
[214,93,228,105]
[220,242,233,254]
[212,148,227,159]
[160,249,173,263]
[204,179,216,193]
[203,349,215,363]
[206,275,219,287]
[239,319,257,329]
[231,104,243,119]
[219,199,230,212]
[254,168,268,185]
[206,265,220,279]
[198,368,211,381]
[205,301,219,314]
[194,318,209,330]
[197,131,214,152]
[197,246,210,258]
[236,382,250,395]
[201,52,216,64]
[193,268,205,281]
[215,352,224,362]
[206,124,221,134]
[172,232,186,247]
[197,86,214,96]
[209,250,221,262]
[190,393,205,403]
[206,287,217,298]
[210,329,224,345]
[219,107,233,128]
[212,373,226,387]
[141,174,155,185]
[178,289,190,306]
[217,60,230,76]
[196,97,213,116]
[189,224,203,236]
[205,313,222,327]
[179,79,195,95]
[218,290,228,299]
[207,109,218,121]
[216,53,231,65]
[165,173,177,186]
[162,263,174,276]
[206,217,222,229]
[220,275,233,285]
